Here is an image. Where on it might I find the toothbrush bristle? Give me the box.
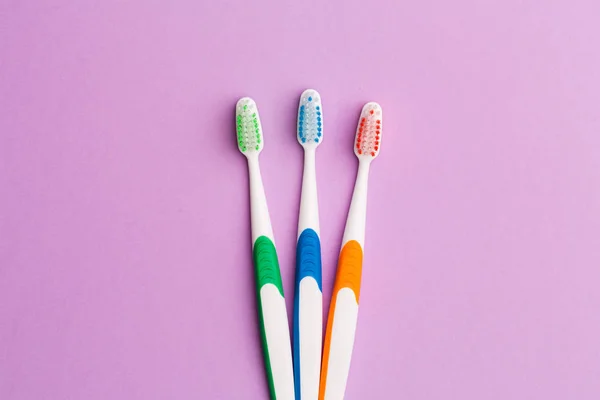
[236,97,263,154]
[297,89,323,146]
[355,102,382,158]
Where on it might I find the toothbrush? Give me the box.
[319,102,383,400]
[236,97,295,400]
[294,89,324,400]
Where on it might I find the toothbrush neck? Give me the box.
[303,148,316,165]
[357,159,371,179]
[247,155,274,244]
[247,154,261,176]
[342,159,371,247]
[298,148,319,236]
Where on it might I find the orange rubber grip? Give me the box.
[319,240,363,399]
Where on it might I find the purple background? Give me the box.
[1,1,600,399]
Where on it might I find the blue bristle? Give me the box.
[298,95,323,144]
[298,106,303,136]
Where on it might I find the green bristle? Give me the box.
[235,98,263,154]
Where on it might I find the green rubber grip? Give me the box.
[253,235,285,399]
[253,236,284,296]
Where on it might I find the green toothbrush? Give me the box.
[236,97,295,400]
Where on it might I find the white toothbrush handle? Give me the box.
[294,149,323,399]
[320,160,370,400]
[248,157,295,400]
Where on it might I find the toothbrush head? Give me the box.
[297,89,323,148]
[236,97,264,155]
[354,102,382,159]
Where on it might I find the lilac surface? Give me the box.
[1,1,600,399]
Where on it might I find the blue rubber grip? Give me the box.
[293,228,323,399]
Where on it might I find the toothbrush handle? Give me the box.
[254,236,296,400]
[319,240,363,400]
[294,228,323,399]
